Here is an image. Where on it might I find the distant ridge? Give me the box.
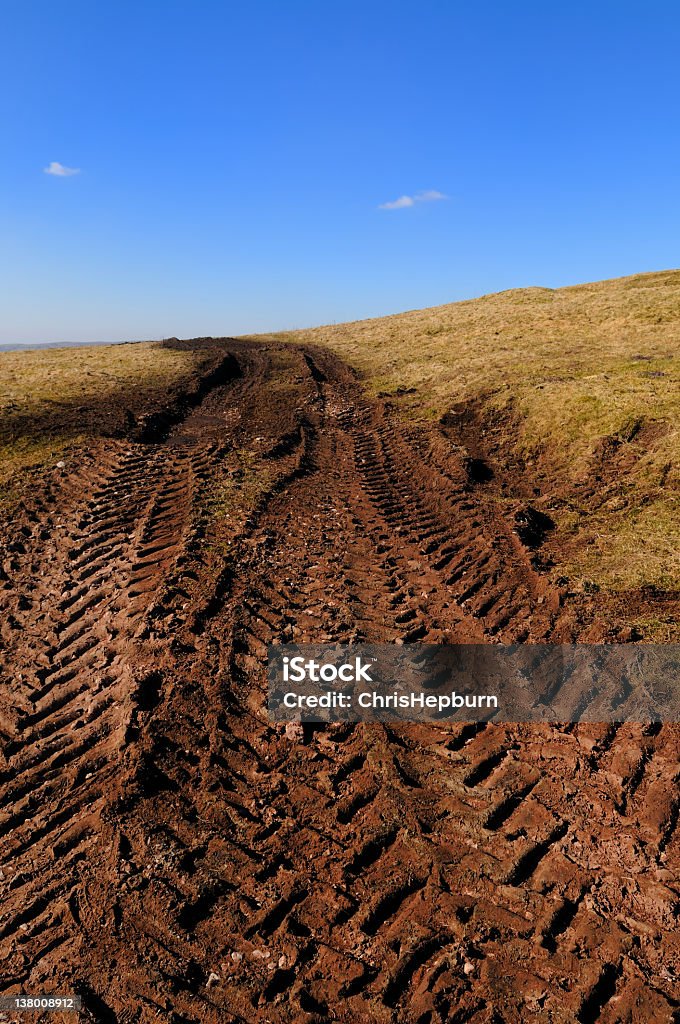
[0,339,151,353]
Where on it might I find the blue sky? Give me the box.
[1,0,679,344]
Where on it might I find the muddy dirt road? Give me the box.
[1,341,678,1022]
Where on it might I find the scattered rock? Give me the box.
[285,720,304,742]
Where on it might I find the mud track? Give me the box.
[0,341,678,1023]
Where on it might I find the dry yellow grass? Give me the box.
[250,270,680,599]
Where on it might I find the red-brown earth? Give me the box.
[0,340,678,1022]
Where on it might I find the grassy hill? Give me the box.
[251,270,680,634]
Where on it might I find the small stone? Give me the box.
[230,951,243,962]
[56,461,66,469]
[278,955,287,969]
[285,720,304,742]
[463,961,475,976]
[206,971,220,989]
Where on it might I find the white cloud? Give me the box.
[416,189,447,202]
[379,189,447,210]
[44,161,80,177]
[379,195,416,210]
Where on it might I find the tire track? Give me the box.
[0,367,248,999]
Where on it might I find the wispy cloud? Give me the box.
[44,161,80,177]
[379,195,416,210]
[379,189,447,210]
[415,190,447,202]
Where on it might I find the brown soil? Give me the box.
[0,341,678,1023]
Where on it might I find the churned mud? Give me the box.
[0,340,678,1022]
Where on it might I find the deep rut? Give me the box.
[0,340,677,1023]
